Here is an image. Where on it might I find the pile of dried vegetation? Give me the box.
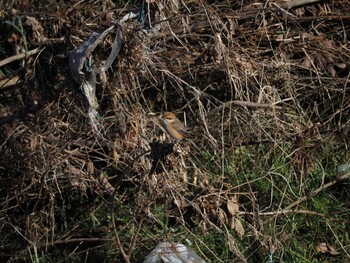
[1,0,350,262]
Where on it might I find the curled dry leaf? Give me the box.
[334,62,346,69]
[316,242,340,255]
[231,217,245,240]
[227,233,247,262]
[227,233,236,251]
[174,196,189,209]
[198,220,208,235]
[227,196,239,216]
[217,208,228,224]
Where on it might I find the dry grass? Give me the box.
[1,0,350,262]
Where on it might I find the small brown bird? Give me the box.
[159,112,189,140]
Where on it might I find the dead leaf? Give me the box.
[217,208,228,224]
[316,242,340,255]
[227,233,247,262]
[227,196,239,216]
[231,217,245,240]
[335,63,346,69]
[174,196,189,209]
[198,220,208,235]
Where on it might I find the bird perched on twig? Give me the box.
[159,112,189,141]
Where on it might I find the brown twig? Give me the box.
[115,230,130,263]
[282,172,350,212]
[0,76,21,89]
[0,48,41,67]
[127,218,144,259]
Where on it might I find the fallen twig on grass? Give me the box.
[0,47,41,67]
[242,172,350,217]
